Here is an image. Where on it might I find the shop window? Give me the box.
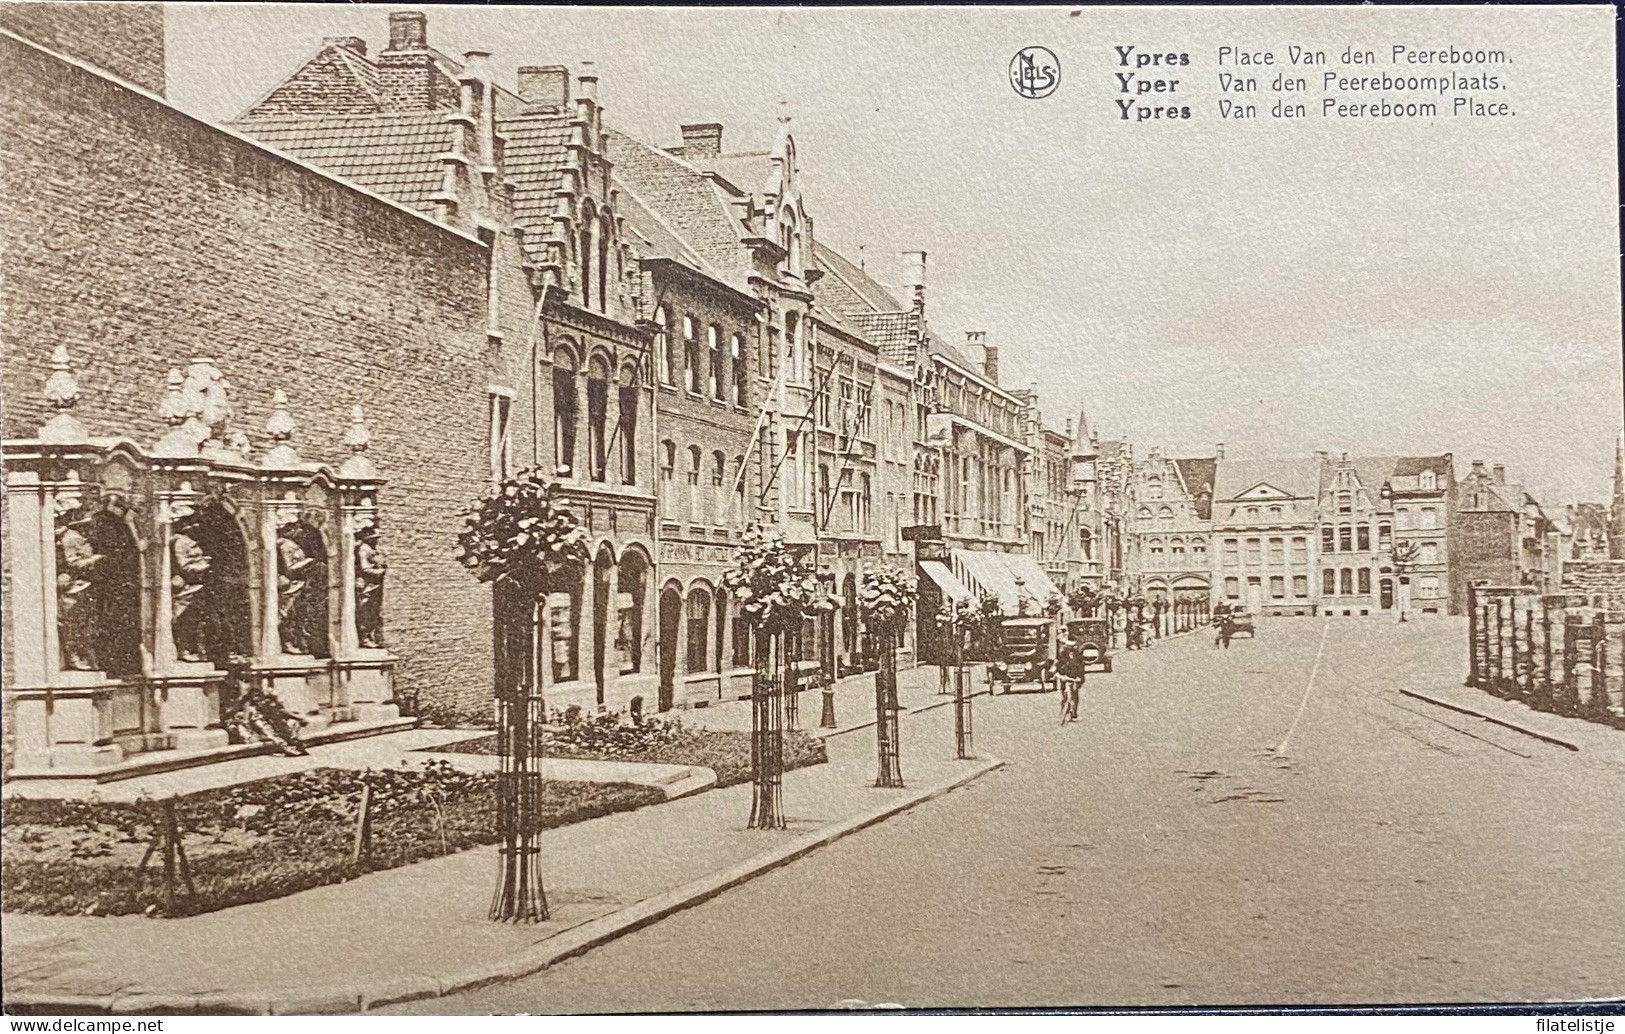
[686,588,711,672]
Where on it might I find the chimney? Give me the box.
[1492,463,1506,485]
[901,251,927,314]
[680,123,722,158]
[324,36,367,57]
[1215,442,1225,459]
[518,65,571,112]
[577,61,599,105]
[1470,460,1486,477]
[386,11,428,51]
[379,11,436,110]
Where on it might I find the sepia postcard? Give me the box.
[1,1,1621,1020]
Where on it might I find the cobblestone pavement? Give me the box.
[391,616,1625,1011]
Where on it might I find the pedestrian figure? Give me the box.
[1056,634,1086,724]
[1215,613,1235,650]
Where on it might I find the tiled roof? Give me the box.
[1173,457,1218,519]
[1393,455,1453,478]
[694,151,773,195]
[812,241,903,313]
[233,113,452,210]
[1324,456,1399,499]
[501,112,573,262]
[604,128,752,291]
[616,178,714,279]
[1213,457,1321,501]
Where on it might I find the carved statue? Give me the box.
[276,520,317,655]
[354,523,386,649]
[55,503,104,671]
[170,516,212,663]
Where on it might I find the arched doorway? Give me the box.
[657,583,681,711]
[841,573,858,671]
[616,547,649,677]
[591,546,614,704]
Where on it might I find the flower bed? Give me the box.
[1,762,663,918]
[432,713,829,789]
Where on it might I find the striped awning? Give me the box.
[918,560,974,604]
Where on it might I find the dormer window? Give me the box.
[1420,470,1437,490]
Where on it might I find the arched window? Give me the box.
[618,361,639,486]
[731,332,746,407]
[1340,568,1354,596]
[683,317,700,393]
[1158,506,1174,524]
[586,354,610,482]
[579,207,595,309]
[686,586,711,673]
[713,591,728,674]
[708,325,725,401]
[785,311,802,385]
[711,451,726,526]
[732,454,746,525]
[654,306,673,386]
[687,445,703,522]
[597,215,611,313]
[1148,537,1164,557]
[1138,507,1152,520]
[1323,568,1336,596]
[659,439,676,514]
[1146,478,1163,500]
[552,344,578,477]
[1171,537,1185,556]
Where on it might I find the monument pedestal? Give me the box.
[260,656,335,732]
[154,662,231,752]
[8,671,126,773]
[336,648,398,721]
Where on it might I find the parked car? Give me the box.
[990,617,1056,691]
[1063,617,1114,673]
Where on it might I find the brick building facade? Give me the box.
[2,10,526,773]
[231,11,663,715]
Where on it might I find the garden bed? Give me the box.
[1,761,664,918]
[430,715,828,788]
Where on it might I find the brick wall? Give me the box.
[1561,559,1625,609]
[0,2,165,96]
[2,35,526,717]
[1451,510,1520,609]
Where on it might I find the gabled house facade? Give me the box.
[1127,448,1216,606]
[232,10,660,714]
[1210,458,1320,616]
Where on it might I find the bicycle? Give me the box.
[1058,677,1080,724]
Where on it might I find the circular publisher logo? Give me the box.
[1010,46,1061,99]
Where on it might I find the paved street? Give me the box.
[390,617,1625,1011]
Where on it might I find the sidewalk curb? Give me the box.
[4,757,1005,1016]
[1399,689,1581,752]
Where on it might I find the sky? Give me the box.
[164,4,1622,505]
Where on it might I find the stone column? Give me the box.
[580,561,599,706]
[5,470,52,686]
[337,504,362,657]
[602,560,620,702]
